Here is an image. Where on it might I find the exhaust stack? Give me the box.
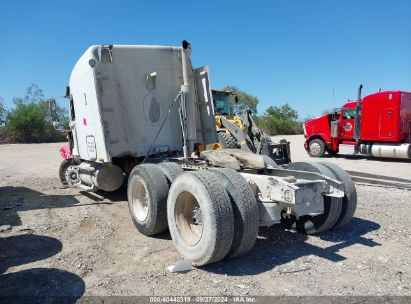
[354,84,363,144]
[180,40,198,156]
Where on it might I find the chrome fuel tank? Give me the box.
[371,143,411,159]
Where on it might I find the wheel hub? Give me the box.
[65,166,80,187]
[175,191,203,246]
[192,208,203,225]
[310,142,321,154]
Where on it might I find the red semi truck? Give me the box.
[304,86,411,159]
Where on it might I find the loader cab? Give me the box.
[212,90,232,116]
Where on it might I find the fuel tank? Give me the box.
[78,162,125,191]
[370,143,411,159]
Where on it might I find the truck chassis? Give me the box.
[61,153,355,266]
[51,41,357,266]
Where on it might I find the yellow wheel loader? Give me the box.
[212,89,291,165]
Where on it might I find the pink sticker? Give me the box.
[83,118,87,126]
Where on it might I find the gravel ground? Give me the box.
[0,139,410,299]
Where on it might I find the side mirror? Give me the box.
[48,99,58,121]
[48,98,65,132]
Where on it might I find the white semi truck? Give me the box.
[49,41,357,266]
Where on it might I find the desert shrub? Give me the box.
[3,84,67,143]
[254,103,303,135]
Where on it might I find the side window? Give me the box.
[69,97,76,121]
[343,109,355,119]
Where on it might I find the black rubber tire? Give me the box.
[283,162,343,234]
[59,158,81,186]
[158,162,184,185]
[127,164,169,236]
[327,148,339,156]
[261,155,279,168]
[167,171,234,266]
[319,162,357,228]
[209,168,259,258]
[308,139,326,157]
[218,132,238,149]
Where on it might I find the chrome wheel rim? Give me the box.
[310,142,321,155]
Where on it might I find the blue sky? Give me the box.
[0,0,410,119]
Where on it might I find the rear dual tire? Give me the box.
[128,163,259,265]
[167,169,259,265]
[159,162,184,185]
[209,168,259,258]
[284,162,343,234]
[127,164,170,236]
[167,171,234,266]
[127,162,184,236]
[318,162,357,229]
[284,161,357,233]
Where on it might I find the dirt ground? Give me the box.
[0,137,410,300]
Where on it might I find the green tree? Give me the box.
[6,84,68,142]
[255,103,303,136]
[7,85,48,142]
[223,85,259,114]
[15,84,45,104]
[265,103,299,121]
[7,102,48,142]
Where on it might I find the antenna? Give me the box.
[332,88,336,119]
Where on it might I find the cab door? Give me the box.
[340,108,356,140]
